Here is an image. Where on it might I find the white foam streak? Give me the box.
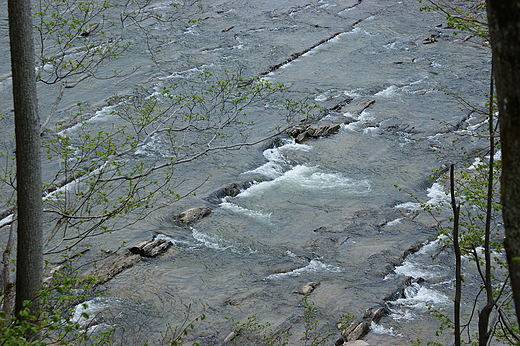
[375,79,428,98]
[394,182,448,211]
[388,283,449,321]
[341,110,375,131]
[265,259,342,280]
[370,321,404,337]
[386,218,403,226]
[394,261,445,281]
[375,85,400,97]
[58,105,118,135]
[240,165,370,198]
[191,229,234,251]
[220,200,272,220]
[246,139,311,178]
[43,164,114,202]
[72,298,112,329]
[392,237,448,280]
[158,64,216,81]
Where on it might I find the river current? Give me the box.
[0,0,493,345]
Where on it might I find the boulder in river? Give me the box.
[174,206,211,224]
[80,252,142,286]
[293,281,320,295]
[337,98,375,115]
[362,306,388,323]
[285,99,375,143]
[285,123,342,143]
[128,238,172,257]
[204,179,264,204]
[341,320,370,342]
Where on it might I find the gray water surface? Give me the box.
[0,0,493,344]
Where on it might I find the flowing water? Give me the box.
[0,0,495,344]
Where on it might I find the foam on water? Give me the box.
[315,88,363,102]
[58,105,118,135]
[134,133,172,158]
[156,229,256,254]
[239,165,370,198]
[285,250,298,258]
[375,79,428,98]
[220,199,272,221]
[247,160,285,179]
[389,236,448,281]
[394,261,446,281]
[375,85,400,97]
[363,126,379,135]
[297,169,370,191]
[191,228,258,254]
[426,182,449,204]
[386,236,451,321]
[245,138,311,178]
[370,321,404,338]
[43,163,116,202]
[264,259,342,280]
[242,138,370,196]
[42,179,79,202]
[394,182,448,211]
[191,228,235,251]
[72,298,114,328]
[388,283,449,320]
[158,64,216,81]
[155,233,193,248]
[341,110,375,131]
[385,218,403,226]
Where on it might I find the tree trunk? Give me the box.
[450,165,461,346]
[486,0,520,325]
[8,0,43,320]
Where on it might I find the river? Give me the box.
[0,0,494,345]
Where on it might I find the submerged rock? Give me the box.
[80,253,142,286]
[338,99,375,115]
[293,281,320,295]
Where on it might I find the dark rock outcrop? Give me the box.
[335,306,389,345]
[204,179,263,204]
[128,238,172,257]
[285,99,375,143]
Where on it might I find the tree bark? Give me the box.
[8,0,43,319]
[486,0,520,325]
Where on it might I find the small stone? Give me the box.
[293,281,320,295]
